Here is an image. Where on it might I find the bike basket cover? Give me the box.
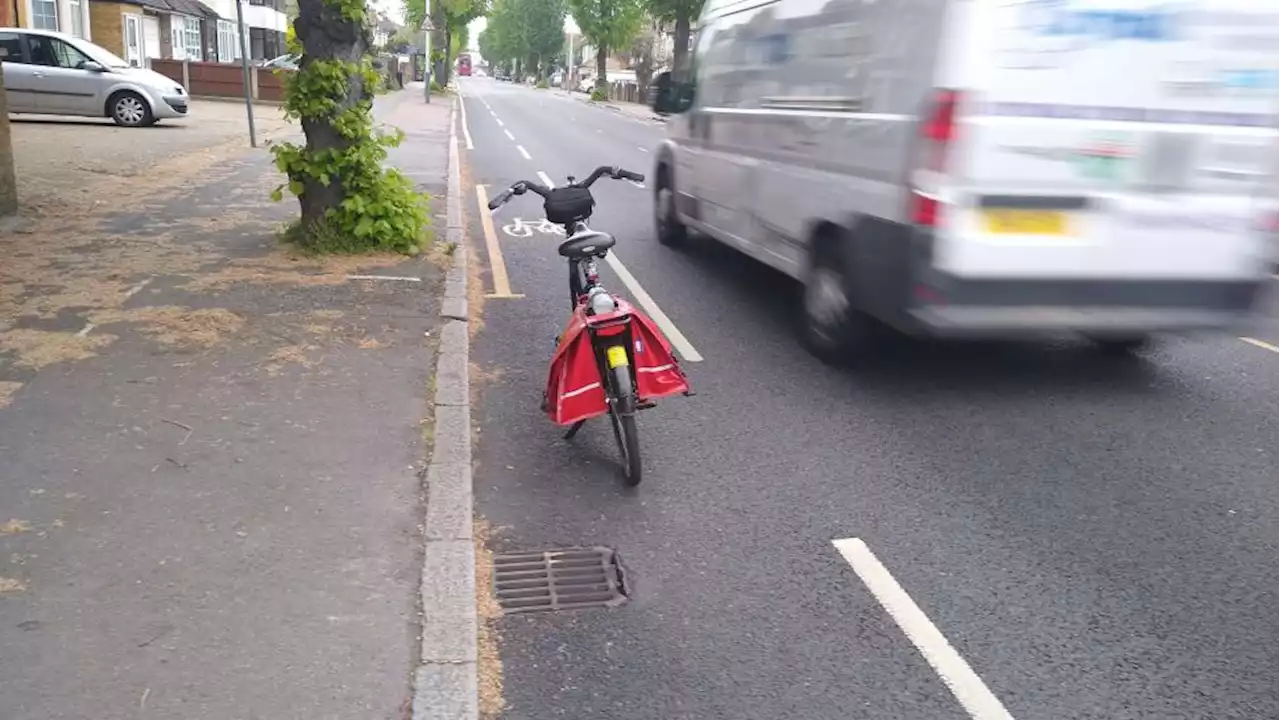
[543,187,595,224]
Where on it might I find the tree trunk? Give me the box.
[293,0,369,228]
[0,66,17,217]
[441,25,453,85]
[595,45,607,92]
[672,15,691,81]
[430,0,446,85]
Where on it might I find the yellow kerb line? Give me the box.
[474,184,522,299]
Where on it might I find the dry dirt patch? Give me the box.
[90,307,245,348]
[0,329,117,369]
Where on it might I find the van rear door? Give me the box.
[935,0,1278,284]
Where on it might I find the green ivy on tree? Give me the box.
[270,0,428,255]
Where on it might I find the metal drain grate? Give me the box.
[493,547,628,614]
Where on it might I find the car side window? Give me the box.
[28,35,91,69]
[0,33,24,64]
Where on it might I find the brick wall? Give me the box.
[150,58,291,103]
[88,2,133,58]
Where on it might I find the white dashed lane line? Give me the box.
[517,145,531,160]
[833,538,1017,720]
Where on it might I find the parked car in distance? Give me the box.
[261,53,299,71]
[0,27,189,127]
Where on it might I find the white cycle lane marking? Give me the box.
[502,218,564,238]
[832,538,1016,720]
[517,145,532,160]
[458,92,474,149]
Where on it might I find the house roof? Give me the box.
[118,0,221,19]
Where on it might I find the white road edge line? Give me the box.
[1240,336,1279,353]
[832,538,1016,720]
[347,275,423,282]
[75,323,96,338]
[503,129,515,141]
[517,145,532,160]
[458,94,475,150]
[603,254,703,363]
[537,171,556,188]
[495,117,504,126]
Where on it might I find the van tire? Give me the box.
[654,166,687,248]
[800,237,876,365]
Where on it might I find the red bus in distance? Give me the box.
[457,53,472,77]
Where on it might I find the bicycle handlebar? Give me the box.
[487,165,646,210]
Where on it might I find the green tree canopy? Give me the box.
[567,0,643,90]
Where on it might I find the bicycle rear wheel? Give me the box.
[605,363,642,486]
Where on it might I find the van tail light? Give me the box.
[909,89,961,227]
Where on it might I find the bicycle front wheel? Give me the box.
[606,364,642,486]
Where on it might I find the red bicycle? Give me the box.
[487,166,693,486]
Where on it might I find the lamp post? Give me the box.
[234,0,257,146]
[421,17,434,103]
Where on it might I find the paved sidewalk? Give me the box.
[556,89,665,123]
[0,89,455,720]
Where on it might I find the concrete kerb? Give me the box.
[413,94,480,720]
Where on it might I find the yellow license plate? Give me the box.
[980,209,1070,236]
[606,345,629,368]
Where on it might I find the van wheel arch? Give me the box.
[800,220,880,364]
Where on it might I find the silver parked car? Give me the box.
[0,27,189,127]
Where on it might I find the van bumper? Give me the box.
[905,278,1266,337]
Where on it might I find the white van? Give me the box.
[649,0,1278,363]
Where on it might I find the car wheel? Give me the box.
[800,238,879,366]
[654,167,687,248]
[109,91,154,127]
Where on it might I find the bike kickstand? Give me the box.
[563,420,586,440]
[682,389,698,398]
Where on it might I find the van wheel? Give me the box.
[108,91,154,127]
[800,242,876,365]
[1089,335,1153,356]
[654,167,687,248]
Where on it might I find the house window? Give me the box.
[183,16,202,60]
[68,0,84,36]
[249,26,264,60]
[216,19,240,62]
[30,0,57,30]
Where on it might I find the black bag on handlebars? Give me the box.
[543,186,595,224]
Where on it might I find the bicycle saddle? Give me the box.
[558,229,616,258]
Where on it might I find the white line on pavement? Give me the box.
[495,117,504,126]
[603,253,703,363]
[832,538,1016,720]
[504,129,515,141]
[628,180,646,189]
[123,277,152,300]
[75,323,96,338]
[1240,336,1279,353]
[458,96,475,150]
[537,171,556,187]
[638,146,649,153]
[347,275,423,282]
[517,145,532,160]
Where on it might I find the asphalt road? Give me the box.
[460,77,1279,720]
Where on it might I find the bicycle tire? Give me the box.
[606,364,642,486]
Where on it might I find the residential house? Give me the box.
[214,0,286,60]
[371,11,397,48]
[4,0,94,39]
[88,0,220,67]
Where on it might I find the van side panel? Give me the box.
[691,0,948,279]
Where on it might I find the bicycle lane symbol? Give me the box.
[502,218,566,238]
